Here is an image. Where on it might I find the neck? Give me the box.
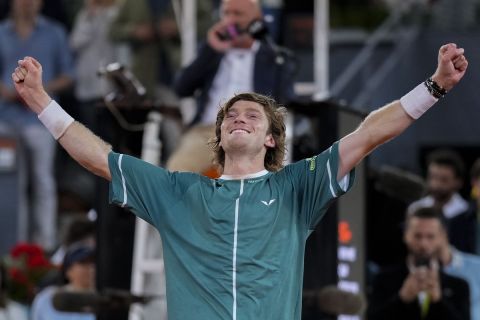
[14,15,36,37]
[434,194,454,209]
[64,283,94,292]
[232,37,255,49]
[222,152,266,177]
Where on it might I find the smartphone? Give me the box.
[216,24,242,41]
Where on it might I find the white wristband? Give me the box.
[400,82,438,119]
[38,100,74,140]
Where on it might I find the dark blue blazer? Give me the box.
[173,42,297,125]
[368,263,470,320]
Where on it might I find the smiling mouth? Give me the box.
[230,129,250,134]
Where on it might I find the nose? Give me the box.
[233,114,246,123]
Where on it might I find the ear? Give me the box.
[265,134,275,148]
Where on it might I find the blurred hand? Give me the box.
[399,270,424,303]
[157,18,178,39]
[133,23,156,42]
[207,21,233,53]
[0,85,19,103]
[431,43,468,91]
[423,265,441,302]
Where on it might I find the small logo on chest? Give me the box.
[261,199,276,206]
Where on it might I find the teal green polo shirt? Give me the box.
[109,141,355,319]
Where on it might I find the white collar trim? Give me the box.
[219,169,269,180]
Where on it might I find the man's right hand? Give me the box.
[207,21,233,52]
[12,57,51,114]
[399,271,423,303]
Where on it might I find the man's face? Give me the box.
[12,0,42,19]
[221,0,260,46]
[404,217,446,262]
[220,100,275,156]
[427,163,461,203]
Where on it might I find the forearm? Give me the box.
[357,100,414,152]
[338,100,414,178]
[58,122,112,180]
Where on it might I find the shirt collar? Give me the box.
[219,169,269,180]
[227,40,261,55]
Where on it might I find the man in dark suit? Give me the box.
[167,0,296,174]
[368,207,470,320]
[408,149,475,253]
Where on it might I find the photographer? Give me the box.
[368,207,470,320]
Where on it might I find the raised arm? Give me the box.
[337,43,468,179]
[12,57,112,180]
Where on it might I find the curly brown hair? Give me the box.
[209,92,287,172]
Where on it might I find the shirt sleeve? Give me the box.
[108,152,193,225]
[285,141,355,229]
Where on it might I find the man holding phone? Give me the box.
[168,0,296,174]
[368,207,471,320]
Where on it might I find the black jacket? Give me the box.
[368,263,470,320]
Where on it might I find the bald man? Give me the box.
[168,0,296,174]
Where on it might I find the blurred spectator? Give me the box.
[0,0,74,251]
[368,207,470,320]
[107,0,184,159]
[108,0,162,99]
[31,245,95,320]
[468,158,480,254]
[69,0,119,129]
[408,149,475,253]
[439,231,480,320]
[51,218,96,266]
[168,0,296,174]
